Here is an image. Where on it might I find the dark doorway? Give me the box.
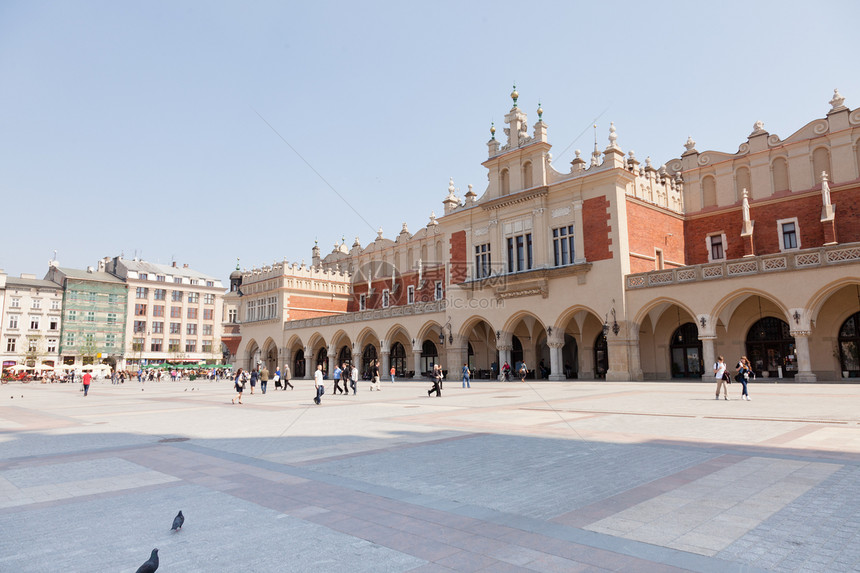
[670,322,703,378]
[420,340,437,375]
[562,334,578,379]
[838,311,860,378]
[293,349,305,378]
[746,317,796,379]
[594,333,608,379]
[390,342,406,376]
[361,344,377,379]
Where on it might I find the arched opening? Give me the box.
[772,157,789,193]
[812,147,831,182]
[500,168,510,195]
[293,349,306,378]
[361,344,377,379]
[467,342,474,369]
[562,333,578,379]
[337,345,352,368]
[420,340,438,374]
[390,342,406,376]
[315,347,328,376]
[511,335,524,372]
[702,175,717,208]
[670,323,703,378]
[461,318,498,379]
[735,166,751,200]
[264,343,278,375]
[745,317,796,379]
[522,161,533,189]
[594,332,608,379]
[838,311,860,378]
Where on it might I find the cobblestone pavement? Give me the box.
[1,378,859,572]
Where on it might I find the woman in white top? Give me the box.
[714,355,728,400]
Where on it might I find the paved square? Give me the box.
[2,379,859,572]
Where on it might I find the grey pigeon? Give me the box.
[135,548,158,573]
[171,510,184,531]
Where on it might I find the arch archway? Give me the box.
[838,311,860,378]
[390,342,406,376]
[293,349,306,378]
[746,317,796,378]
[554,306,603,380]
[361,344,377,379]
[337,345,352,369]
[315,347,328,376]
[670,323,703,378]
[459,316,498,379]
[421,340,438,374]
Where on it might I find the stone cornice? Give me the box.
[481,186,549,211]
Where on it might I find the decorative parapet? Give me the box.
[626,243,860,289]
[283,299,447,331]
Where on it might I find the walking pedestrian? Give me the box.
[82,371,92,396]
[273,368,282,390]
[390,366,396,383]
[249,369,258,394]
[260,366,269,394]
[370,359,381,391]
[313,364,325,405]
[333,364,344,394]
[714,355,729,400]
[502,361,511,382]
[350,363,358,395]
[462,363,471,388]
[283,364,293,390]
[232,368,245,404]
[428,364,442,397]
[736,356,752,400]
[519,362,528,382]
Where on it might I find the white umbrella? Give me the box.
[9,364,29,372]
[39,365,56,371]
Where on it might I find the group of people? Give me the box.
[713,355,754,400]
[231,365,294,404]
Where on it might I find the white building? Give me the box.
[0,270,63,373]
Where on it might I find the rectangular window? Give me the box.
[8,315,18,329]
[169,323,181,334]
[106,313,117,324]
[507,233,533,272]
[359,294,366,311]
[151,339,163,352]
[67,310,77,322]
[6,338,16,352]
[202,340,213,353]
[156,275,165,282]
[105,333,116,348]
[708,234,725,261]
[228,309,237,323]
[407,285,415,304]
[152,322,164,334]
[190,279,199,286]
[154,288,166,300]
[203,308,213,320]
[85,311,95,322]
[171,290,183,302]
[552,225,576,266]
[153,305,164,317]
[31,299,41,309]
[84,333,94,345]
[139,273,148,280]
[185,340,196,353]
[134,320,147,334]
[10,298,20,308]
[188,292,199,303]
[174,277,182,284]
[202,324,213,336]
[435,281,443,301]
[382,289,390,308]
[204,293,215,304]
[47,339,57,353]
[779,220,799,250]
[475,243,492,279]
[108,293,119,303]
[655,248,665,270]
[170,307,181,318]
[187,323,197,335]
[65,332,75,346]
[51,299,60,310]
[28,338,38,352]
[49,318,59,330]
[68,292,78,301]
[136,287,148,298]
[168,339,180,352]
[135,304,147,316]
[132,338,144,351]
[206,281,214,287]
[187,308,198,319]
[29,316,40,330]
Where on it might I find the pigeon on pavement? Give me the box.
[171,510,184,531]
[135,548,158,573]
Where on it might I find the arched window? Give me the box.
[500,169,510,195]
[420,340,438,375]
[735,166,751,201]
[746,317,796,378]
[522,162,533,189]
[337,345,352,368]
[670,322,702,378]
[772,157,789,193]
[361,344,377,379]
[390,342,406,376]
[435,241,443,263]
[838,311,860,378]
[702,175,717,208]
[812,147,831,183]
[293,349,305,378]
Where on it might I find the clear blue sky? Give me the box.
[2,1,858,284]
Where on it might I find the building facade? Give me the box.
[45,262,128,371]
[232,88,860,382]
[0,271,63,372]
[103,256,225,369]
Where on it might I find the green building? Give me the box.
[45,262,128,371]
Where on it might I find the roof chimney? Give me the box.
[183,263,189,268]
[172,261,177,268]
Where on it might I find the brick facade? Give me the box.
[583,196,612,261]
[626,200,686,274]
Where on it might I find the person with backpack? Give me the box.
[735,356,752,400]
[714,356,729,400]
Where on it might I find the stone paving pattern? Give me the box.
[0,379,859,571]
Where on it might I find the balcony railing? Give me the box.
[626,243,860,289]
[283,299,446,331]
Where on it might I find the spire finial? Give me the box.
[236,258,240,270]
[537,101,543,121]
[830,88,846,110]
[511,84,519,107]
[490,121,495,140]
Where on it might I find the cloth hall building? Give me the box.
[228,88,860,383]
